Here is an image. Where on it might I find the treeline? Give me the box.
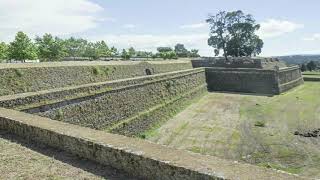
[300,61,318,72]
[278,55,320,65]
[0,31,200,62]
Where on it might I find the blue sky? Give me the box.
[0,0,320,56]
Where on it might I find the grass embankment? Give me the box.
[148,82,320,178]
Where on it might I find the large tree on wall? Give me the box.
[8,31,38,61]
[206,10,263,60]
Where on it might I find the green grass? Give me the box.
[149,82,320,178]
[238,82,320,176]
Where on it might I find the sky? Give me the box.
[0,0,320,56]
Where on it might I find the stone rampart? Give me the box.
[205,68,280,94]
[0,108,302,180]
[1,68,206,137]
[192,57,287,69]
[205,66,303,95]
[0,61,192,96]
[278,66,304,93]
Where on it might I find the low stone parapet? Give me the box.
[0,108,303,180]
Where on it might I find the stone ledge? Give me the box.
[0,108,303,180]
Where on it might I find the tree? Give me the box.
[87,40,111,59]
[206,10,263,60]
[95,41,111,58]
[0,42,8,61]
[307,61,317,71]
[128,47,136,57]
[300,64,307,72]
[174,43,189,57]
[110,46,118,57]
[64,37,88,57]
[190,49,200,57]
[121,49,131,60]
[8,31,37,61]
[157,47,173,53]
[35,33,66,61]
[84,42,98,60]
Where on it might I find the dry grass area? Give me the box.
[148,82,320,178]
[0,132,136,180]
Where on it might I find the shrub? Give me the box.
[92,66,102,75]
[55,109,64,120]
[14,69,23,77]
[254,121,265,127]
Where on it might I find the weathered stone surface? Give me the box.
[0,61,192,96]
[0,108,303,180]
[205,66,303,95]
[192,57,287,69]
[0,68,207,136]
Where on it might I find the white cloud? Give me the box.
[0,0,106,42]
[257,19,303,38]
[180,23,208,29]
[302,33,320,41]
[89,33,214,56]
[123,24,137,29]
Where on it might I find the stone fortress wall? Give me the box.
[0,59,304,179]
[192,57,304,94]
[192,57,288,69]
[0,61,192,96]
[0,68,206,137]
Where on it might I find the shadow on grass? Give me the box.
[0,131,140,180]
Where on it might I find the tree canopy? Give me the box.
[206,10,263,60]
[1,31,201,61]
[174,44,189,57]
[0,42,8,61]
[35,33,66,61]
[306,61,317,71]
[8,31,38,61]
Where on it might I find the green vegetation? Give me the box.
[55,109,64,120]
[149,82,320,178]
[92,66,102,76]
[206,10,263,60]
[254,120,265,127]
[7,31,38,61]
[14,69,23,77]
[0,42,8,61]
[300,61,318,72]
[0,31,200,62]
[35,33,66,61]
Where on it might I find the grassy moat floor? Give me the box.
[148,82,320,178]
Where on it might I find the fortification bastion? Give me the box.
[0,59,305,179]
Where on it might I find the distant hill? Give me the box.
[276,55,320,65]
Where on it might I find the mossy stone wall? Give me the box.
[0,61,192,96]
[17,69,206,136]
